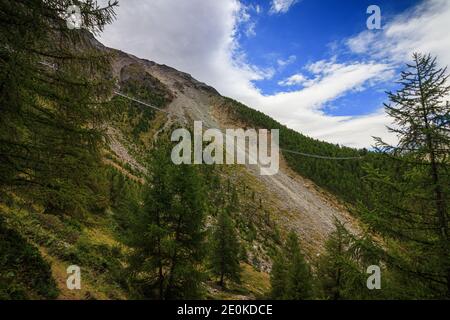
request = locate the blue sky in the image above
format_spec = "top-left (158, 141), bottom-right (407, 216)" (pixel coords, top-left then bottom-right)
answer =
top-left (236, 0), bottom-right (420, 116)
top-left (100, 0), bottom-right (450, 148)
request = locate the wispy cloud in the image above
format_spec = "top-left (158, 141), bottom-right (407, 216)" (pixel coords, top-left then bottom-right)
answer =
top-left (278, 73), bottom-right (309, 86)
top-left (346, 0), bottom-right (450, 67)
top-left (277, 55), bottom-right (296, 67)
top-left (270, 0), bottom-right (300, 14)
top-left (238, 3), bottom-right (261, 38)
top-left (244, 21), bottom-right (256, 37)
top-left (262, 61), bottom-right (395, 145)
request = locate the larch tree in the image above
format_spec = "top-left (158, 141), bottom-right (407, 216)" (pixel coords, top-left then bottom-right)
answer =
top-left (270, 251), bottom-right (288, 299)
top-left (209, 209), bottom-right (241, 288)
top-left (126, 138), bottom-right (207, 300)
top-left (284, 232), bottom-right (313, 300)
top-left (316, 219), bottom-right (384, 299)
top-left (270, 231), bottom-right (313, 299)
top-left (363, 53), bottom-right (450, 298)
top-left (0, 0), bottom-right (118, 215)
top-left (316, 220), bottom-right (349, 300)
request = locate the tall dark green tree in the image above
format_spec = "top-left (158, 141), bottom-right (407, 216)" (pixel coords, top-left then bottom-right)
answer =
top-left (126, 138), bottom-right (207, 300)
top-left (284, 232), bottom-right (313, 299)
top-left (0, 0), bottom-right (117, 215)
top-left (270, 231), bottom-right (313, 299)
top-left (316, 220), bottom-right (351, 300)
top-left (362, 53), bottom-right (450, 298)
top-left (316, 220), bottom-right (384, 300)
top-left (269, 252), bottom-right (288, 299)
top-left (209, 209), bottom-right (241, 287)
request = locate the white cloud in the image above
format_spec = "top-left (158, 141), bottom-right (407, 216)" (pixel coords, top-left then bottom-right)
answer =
top-left (270, 0), bottom-right (300, 14)
top-left (346, 0), bottom-right (450, 68)
top-left (100, 0), bottom-right (267, 96)
top-left (277, 55), bottom-right (296, 67)
top-left (99, 0), bottom-right (450, 148)
top-left (278, 73), bottom-right (308, 86)
top-left (307, 57), bottom-right (340, 75)
top-left (259, 61), bottom-right (395, 147)
top-left (237, 3), bottom-right (260, 38)
top-left (244, 21), bottom-right (256, 37)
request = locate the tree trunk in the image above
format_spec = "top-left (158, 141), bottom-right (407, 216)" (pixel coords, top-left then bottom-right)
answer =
top-left (220, 273), bottom-right (224, 288)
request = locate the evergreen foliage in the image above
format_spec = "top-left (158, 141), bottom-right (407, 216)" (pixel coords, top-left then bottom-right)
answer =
top-left (270, 232), bottom-right (313, 299)
top-left (125, 137), bottom-right (207, 299)
top-left (1, 0), bottom-right (449, 301)
top-left (209, 209), bottom-right (241, 287)
top-left (269, 252), bottom-right (288, 299)
top-left (0, 0), bottom-right (118, 215)
top-left (360, 53), bottom-right (450, 299)
top-left (316, 219), bottom-right (384, 300)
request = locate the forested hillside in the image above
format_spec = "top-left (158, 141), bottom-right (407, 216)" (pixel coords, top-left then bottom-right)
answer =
top-left (1, 0), bottom-right (448, 300)
top-left (219, 73), bottom-right (450, 298)
top-left (219, 97), bottom-right (394, 205)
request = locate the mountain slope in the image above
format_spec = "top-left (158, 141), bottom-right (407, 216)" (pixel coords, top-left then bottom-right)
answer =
top-left (1, 32), bottom-right (365, 300)
top-left (105, 45), bottom-right (362, 257)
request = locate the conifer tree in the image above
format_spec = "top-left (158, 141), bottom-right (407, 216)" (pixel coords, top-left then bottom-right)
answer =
top-left (270, 231), bottom-right (313, 299)
top-left (363, 53), bottom-right (450, 298)
top-left (316, 220), bottom-right (349, 300)
top-left (0, 0), bottom-right (117, 214)
top-left (209, 209), bottom-right (241, 287)
top-left (284, 232), bottom-right (313, 299)
top-left (126, 138), bottom-right (207, 299)
top-left (317, 220), bottom-right (385, 300)
top-left (269, 252), bottom-right (288, 299)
